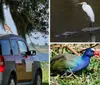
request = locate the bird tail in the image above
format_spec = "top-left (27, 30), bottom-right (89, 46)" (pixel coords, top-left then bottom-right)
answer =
top-left (51, 54), bottom-right (66, 63)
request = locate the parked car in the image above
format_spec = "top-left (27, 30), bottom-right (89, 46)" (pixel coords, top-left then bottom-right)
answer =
top-left (0, 34), bottom-right (42, 85)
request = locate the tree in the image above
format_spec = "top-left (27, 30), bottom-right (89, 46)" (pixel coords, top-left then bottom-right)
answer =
top-left (0, 0), bottom-right (49, 39)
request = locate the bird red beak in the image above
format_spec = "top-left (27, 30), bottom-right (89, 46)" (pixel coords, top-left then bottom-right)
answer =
top-left (94, 51), bottom-right (100, 57)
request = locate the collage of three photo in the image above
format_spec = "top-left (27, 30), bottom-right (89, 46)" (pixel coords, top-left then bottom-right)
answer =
top-left (0, 0), bottom-right (100, 85)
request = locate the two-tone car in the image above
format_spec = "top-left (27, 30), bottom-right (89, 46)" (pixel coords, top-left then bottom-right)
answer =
top-left (0, 34), bottom-right (42, 85)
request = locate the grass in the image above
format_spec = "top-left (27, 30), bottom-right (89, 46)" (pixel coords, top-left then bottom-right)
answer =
top-left (41, 62), bottom-right (49, 85)
top-left (50, 44), bottom-right (100, 85)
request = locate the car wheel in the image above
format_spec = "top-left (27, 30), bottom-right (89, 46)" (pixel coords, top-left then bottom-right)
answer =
top-left (33, 71), bottom-right (42, 85)
top-left (8, 75), bottom-right (16, 85)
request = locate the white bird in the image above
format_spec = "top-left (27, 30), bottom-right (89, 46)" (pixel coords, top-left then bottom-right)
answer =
top-left (77, 2), bottom-right (95, 27)
top-left (77, 2), bottom-right (96, 42)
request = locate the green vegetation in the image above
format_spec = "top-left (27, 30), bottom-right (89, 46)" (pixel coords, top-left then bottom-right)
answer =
top-left (50, 44), bottom-right (100, 85)
top-left (41, 62), bottom-right (49, 85)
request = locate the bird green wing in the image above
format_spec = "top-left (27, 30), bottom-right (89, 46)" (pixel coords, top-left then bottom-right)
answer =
top-left (51, 54), bottom-right (67, 73)
top-left (64, 53), bottom-right (80, 70)
top-left (51, 54), bottom-right (80, 73)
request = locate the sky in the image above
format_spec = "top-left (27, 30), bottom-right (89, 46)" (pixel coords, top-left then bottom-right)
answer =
top-left (0, 4), bottom-right (48, 45)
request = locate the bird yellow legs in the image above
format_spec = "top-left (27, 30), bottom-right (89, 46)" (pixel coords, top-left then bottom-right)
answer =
top-left (61, 69), bottom-right (78, 79)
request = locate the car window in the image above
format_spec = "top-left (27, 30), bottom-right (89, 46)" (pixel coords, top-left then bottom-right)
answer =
top-left (18, 40), bottom-right (28, 56)
top-left (11, 40), bottom-right (19, 55)
top-left (0, 40), bottom-right (11, 55)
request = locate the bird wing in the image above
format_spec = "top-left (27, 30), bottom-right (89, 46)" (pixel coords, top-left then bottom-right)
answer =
top-left (65, 55), bottom-right (81, 70)
top-left (82, 4), bottom-right (95, 22)
top-left (51, 54), bottom-right (68, 72)
top-left (53, 54), bottom-right (81, 70)
top-left (51, 54), bottom-right (83, 73)
top-left (51, 54), bottom-right (67, 63)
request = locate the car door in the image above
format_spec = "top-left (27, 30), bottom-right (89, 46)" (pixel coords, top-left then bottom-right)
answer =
top-left (10, 39), bottom-right (24, 82)
top-left (17, 40), bottom-right (33, 82)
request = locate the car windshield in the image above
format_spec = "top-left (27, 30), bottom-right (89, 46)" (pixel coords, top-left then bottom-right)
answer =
top-left (0, 40), bottom-right (11, 55)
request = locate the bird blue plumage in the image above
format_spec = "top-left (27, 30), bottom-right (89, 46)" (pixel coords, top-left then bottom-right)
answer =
top-left (66, 48), bottom-right (94, 72)
top-left (51, 48), bottom-right (99, 75)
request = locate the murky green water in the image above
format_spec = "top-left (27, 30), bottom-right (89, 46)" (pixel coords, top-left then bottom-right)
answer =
top-left (51, 0), bottom-right (100, 42)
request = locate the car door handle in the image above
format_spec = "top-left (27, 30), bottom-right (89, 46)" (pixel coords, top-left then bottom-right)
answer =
top-left (21, 59), bottom-right (25, 63)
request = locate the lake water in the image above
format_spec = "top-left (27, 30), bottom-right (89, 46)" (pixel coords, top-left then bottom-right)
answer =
top-left (51, 0), bottom-right (100, 42)
top-left (34, 53), bottom-right (49, 62)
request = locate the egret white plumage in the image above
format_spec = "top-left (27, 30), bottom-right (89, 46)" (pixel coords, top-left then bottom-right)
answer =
top-left (77, 2), bottom-right (95, 27)
top-left (77, 2), bottom-right (95, 42)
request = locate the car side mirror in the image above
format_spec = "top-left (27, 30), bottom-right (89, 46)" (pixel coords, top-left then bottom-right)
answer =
top-left (31, 50), bottom-right (36, 56)
top-left (26, 50), bottom-right (36, 56)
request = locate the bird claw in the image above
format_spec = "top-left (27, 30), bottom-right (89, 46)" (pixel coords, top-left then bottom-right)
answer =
top-left (61, 71), bottom-right (78, 79)
top-left (61, 72), bottom-right (67, 77)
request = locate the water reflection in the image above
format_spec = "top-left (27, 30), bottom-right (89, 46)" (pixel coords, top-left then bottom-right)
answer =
top-left (51, 0), bottom-right (100, 42)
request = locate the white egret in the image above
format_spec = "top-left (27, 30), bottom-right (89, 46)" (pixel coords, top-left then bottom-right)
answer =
top-left (77, 2), bottom-right (95, 42)
top-left (77, 2), bottom-right (95, 27)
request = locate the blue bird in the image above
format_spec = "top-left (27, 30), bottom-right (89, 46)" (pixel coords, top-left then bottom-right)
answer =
top-left (51, 48), bottom-right (100, 75)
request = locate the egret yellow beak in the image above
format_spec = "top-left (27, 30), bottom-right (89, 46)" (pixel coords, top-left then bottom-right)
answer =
top-left (75, 3), bottom-right (82, 6)
top-left (77, 3), bottom-right (83, 5)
